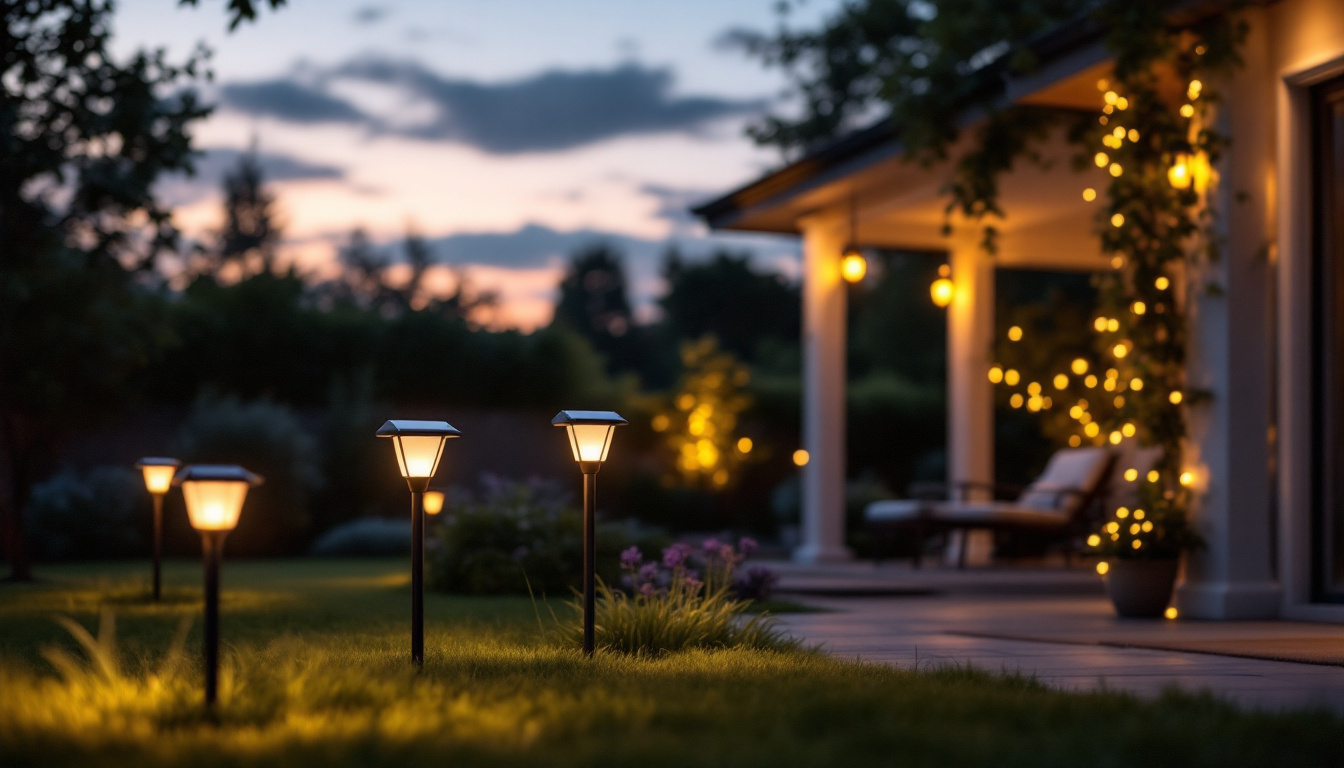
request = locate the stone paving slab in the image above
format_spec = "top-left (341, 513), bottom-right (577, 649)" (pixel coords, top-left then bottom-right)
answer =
top-left (767, 563), bottom-right (1344, 713)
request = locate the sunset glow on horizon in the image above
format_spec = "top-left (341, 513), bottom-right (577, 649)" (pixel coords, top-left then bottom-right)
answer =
top-left (119, 0), bottom-right (823, 329)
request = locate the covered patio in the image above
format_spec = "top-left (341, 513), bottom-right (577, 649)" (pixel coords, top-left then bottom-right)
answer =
top-left (695, 13), bottom-right (1284, 621)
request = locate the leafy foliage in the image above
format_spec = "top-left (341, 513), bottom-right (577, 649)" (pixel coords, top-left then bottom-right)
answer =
top-left (1, 0), bottom-right (209, 578)
top-left (24, 467), bottom-right (144, 560)
top-left (427, 477), bottom-right (655, 596)
top-left (176, 395), bottom-right (321, 556)
top-left (652, 338), bottom-right (754, 488)
top-left (572, 539), bottom-right (791, 655)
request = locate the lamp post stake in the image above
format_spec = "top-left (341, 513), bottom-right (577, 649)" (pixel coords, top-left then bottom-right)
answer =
top-left (411, 487), bottom-right (425, 668)
top-left (551, 411), bottom-right (626, 658)
top-left (152, 493), bottom-right (164, 601)
top-left (202, 530), bottom-right (223, 707)
top-left (582, 469), bottom-right (597, 657)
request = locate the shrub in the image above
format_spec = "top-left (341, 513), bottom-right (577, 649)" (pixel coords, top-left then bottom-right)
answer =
top-left (427, 476), bottom-right (648, 596)
top-left (24, 467), bottom-right (145, 561)
top-left (571, 540), bottom-right (794, 655)
top-left (177, 394), bottom-right (321, 556)
top-left (308, 518), bottom-right (409, 557)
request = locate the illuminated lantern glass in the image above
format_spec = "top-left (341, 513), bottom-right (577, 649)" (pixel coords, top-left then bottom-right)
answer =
top-left (173, 465), bottom-right (263, 532)
top-left (376, 420), bottom-right (461, 479)
top-left (840, 247), bottom-right (867, 283)
top-left (552, 411), bottom-right (627, 464)
top-left (136, 457), bottom-right (180, 495)
top-left (930, 278), bottom-right (954, 307)
top-left (423, 491), bottom-right (445, 515)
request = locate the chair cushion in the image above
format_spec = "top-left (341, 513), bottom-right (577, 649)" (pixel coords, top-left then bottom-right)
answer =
top-left (865, 499), bottom-right (1070, 527)
top-left (864, 499), bottom-right (931, 522)
top-left (1016, 447), bottom-right (1112, 512)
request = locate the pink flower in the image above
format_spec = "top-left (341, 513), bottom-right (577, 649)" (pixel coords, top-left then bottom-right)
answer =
top-left (662, 544), bottom-right (689, 568)
top-left (701, 538), bottom-right (722, 555)
top-left (620, 545), bottom-right (642, 568)
top-left (738, 537), bottom-right (758, 557)
top-left (638, 562), bottom-right (659, 582)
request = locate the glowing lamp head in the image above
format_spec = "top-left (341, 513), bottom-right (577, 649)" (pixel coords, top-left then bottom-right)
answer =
top-left (376, 420), bottom-right (461, 480)
top-left (173, 465), bottom-right (263, 532)
top-left (840, 247), bottom-right (867, 283)
top-left (136, 457), bottom-right (181, 495)
top-left (930, 266), bottom-right (954, 308)
top-left (552, 410), bottom-right (627, 468)
top-left (422, 490), bottom-right (445, 515)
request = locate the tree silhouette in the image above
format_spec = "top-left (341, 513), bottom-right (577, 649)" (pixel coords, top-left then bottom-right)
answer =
top-left (215, 143), bottom-right (280, 278)
top-left (553, 244), bottom-right (634, 370)
top-left (0, 1), bottom-right (209, 579)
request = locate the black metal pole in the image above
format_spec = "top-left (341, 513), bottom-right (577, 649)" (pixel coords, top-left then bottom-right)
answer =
top-left (202, 531), bottom-right (223, 708)
top-left (152, 493), bottom-right (164, 601)
top-left (411, 489), bottom-right (424, 668)
top-left (582, 470), bottom-right (597, 657)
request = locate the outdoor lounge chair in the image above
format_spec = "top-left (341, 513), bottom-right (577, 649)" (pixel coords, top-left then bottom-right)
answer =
top-left (864, 446), bottom-right (1117, 568)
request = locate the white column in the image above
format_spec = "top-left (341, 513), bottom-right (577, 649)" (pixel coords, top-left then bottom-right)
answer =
top-left (794, 212), bottom-right (852, 563)
top-left (1176, 9), bottom-right (1281, 619)
top-left (946, 241), bottom-right (996, 565)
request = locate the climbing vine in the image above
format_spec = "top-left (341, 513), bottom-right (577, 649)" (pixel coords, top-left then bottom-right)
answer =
top-left (745, 0), bottom-right (1249, 557)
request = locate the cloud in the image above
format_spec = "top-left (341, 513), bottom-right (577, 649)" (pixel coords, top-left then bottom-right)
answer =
top-left (219, 59), bottom-right (764, 154)
top-left (352, 6), bottom-right (388, 24)
top-left (219, 80), bottom-right (366, 124)
top-left (156, 147), bottom-right (345, 206)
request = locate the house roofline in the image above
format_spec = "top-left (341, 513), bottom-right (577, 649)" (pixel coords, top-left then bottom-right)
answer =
top-left (693, 0), bottom-right (1260, 232)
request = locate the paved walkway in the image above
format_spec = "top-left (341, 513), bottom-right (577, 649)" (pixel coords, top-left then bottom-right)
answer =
top-left (769, 562), bottom-right (1344, 713)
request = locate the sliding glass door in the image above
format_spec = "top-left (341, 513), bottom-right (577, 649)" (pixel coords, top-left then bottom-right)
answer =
top-left (1313, 75), bottom-right (1344, 602)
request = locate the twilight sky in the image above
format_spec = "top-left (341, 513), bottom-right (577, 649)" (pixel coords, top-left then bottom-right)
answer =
top-left (115, 0), bottom-right (840, 329)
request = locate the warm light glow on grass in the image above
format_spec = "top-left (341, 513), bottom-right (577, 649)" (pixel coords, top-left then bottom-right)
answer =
top-left (1094, 152), bottom-right (1109, 167)
top-left (1004, 369), bottom-right (1020, 386)
top-left (737, 437), bottom-right (753, 454)
top-left (1007, 325), bottom-right (1023, 341)
top-left (1071, 358), bottom-right (1089, 375)
top-left (1096, 561), bottom-right (1109, 575)
top-left (1180, 471), bottom-right (1195, 487)
top-left (1124, 468), bottom-right (1138, 482)
top-left (1165, 607), bottom-right (1179, 619)
top-left (1053, 374), bottom-right (1069, 390)
top-left (988, 366), bottom-right (1004, 384)
top-left (1169, 391), bottom-right (1184, 404)
top-left (1083, 187), bottom-right (1097, 201)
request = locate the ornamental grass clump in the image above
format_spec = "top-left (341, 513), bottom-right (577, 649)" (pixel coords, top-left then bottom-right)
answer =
top-left (575, 539), bottom-right (795, 655)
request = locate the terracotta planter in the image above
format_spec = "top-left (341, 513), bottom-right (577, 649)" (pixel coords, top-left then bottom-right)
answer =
top-left (1105, 558), bottom-right (1179, 618)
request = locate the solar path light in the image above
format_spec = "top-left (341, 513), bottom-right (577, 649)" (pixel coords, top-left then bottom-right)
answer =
top-left (173, 464), bottom-right (262, 708)
top-left (376, 419), bottom-right (461, 668)
top-left (135, 457), bottom-right (180, 600)
top-left (551, 410), bottom-right (627, 656)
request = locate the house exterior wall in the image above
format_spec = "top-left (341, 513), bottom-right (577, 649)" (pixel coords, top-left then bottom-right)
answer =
top-left (1267, 0), bottom-right (1344, 621)
top-left (1176, 6), bottom-right (1282, 619)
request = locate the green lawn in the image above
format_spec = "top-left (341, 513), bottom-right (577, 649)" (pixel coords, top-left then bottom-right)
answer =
top-left (0, 559), bottom-right (1339, 768)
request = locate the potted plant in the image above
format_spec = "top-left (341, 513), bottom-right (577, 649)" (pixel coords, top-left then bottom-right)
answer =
top-left (1090, 491), bottom-right (1203, 618)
